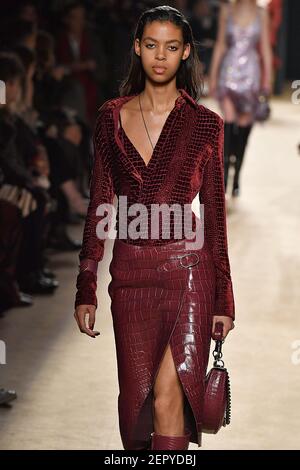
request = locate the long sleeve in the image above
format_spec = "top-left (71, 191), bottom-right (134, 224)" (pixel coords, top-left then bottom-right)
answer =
top-left (74, 106), bottom-right (115, 308)
top-left (199, 116), bottom-right (235, 320)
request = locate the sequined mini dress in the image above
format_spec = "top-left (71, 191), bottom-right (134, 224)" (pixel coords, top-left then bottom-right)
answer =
top-left (216, 5), bottom-right (262, 119)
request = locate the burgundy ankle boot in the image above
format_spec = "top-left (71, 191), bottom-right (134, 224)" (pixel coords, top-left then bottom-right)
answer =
top-left (150, 429), bottom-right (191, 450)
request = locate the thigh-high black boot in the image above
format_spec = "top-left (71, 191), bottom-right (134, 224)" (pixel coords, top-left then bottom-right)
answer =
top-left (232, 124), bottom-right (253, 196)
top-left (224, 122), bottom-right (236, 191)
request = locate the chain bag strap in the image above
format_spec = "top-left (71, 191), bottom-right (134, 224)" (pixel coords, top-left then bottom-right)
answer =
top-left (202, 321), bottom-right (232, 434)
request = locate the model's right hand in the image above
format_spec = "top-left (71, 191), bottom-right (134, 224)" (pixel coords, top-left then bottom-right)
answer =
top-left (74, 305), bottom-right (100, 338)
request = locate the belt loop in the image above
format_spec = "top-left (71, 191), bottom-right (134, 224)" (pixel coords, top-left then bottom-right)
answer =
top-left (179, 252), bottom-right (200, 268)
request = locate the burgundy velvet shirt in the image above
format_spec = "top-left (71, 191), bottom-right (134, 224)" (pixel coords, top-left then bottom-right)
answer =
top-left (75, 88), bottom-right (235, 320)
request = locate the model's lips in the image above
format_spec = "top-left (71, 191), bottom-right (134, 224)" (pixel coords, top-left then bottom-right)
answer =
top-left (152, 66), bottom-right (167, 74)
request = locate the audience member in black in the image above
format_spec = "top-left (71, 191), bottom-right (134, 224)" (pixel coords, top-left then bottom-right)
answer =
top-left (7, 19), bottom-right (37, 51)
top-left (34, 31), bottom-right (66, 115)
top-left (34, 30), bottom-right (86, 123)
top-left (0, 200), bottom-right (33, 314)
top-left (43, 109), bottom-right (87, 251)
top-left (188, 0), bottom-right (217, 77)
top-left (0, 52), bottom-right (34, 311)
top-left (56, 1), bottom-right (98, 125)
top-left (17, 1), bottom-right (39, 26)
top-left (13, 45), bottom-right (38, 128)
top-left (0, 54), bottom-right (33, 190)
top-left (0, 52), bottom-right (58, 301)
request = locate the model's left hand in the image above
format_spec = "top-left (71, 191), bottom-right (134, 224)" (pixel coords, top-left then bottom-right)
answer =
top-left (212, 315), bottom-right (235, 340)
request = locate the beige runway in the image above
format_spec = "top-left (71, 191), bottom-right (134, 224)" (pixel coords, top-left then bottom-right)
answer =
top-left (0, 94), bottom-right (299, 450)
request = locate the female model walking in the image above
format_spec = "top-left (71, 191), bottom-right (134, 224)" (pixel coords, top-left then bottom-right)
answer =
top-left (209, 0), bottom-right (272, 196)
top-left (74, 6), bottom-right (235, 451)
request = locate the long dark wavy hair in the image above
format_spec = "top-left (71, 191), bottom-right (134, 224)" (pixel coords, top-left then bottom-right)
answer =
top-left (119, 5), bottom-right (204, 101)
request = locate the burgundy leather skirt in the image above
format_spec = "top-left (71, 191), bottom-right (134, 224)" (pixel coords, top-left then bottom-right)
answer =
top-left (108, 237), bottom-right (216, 450)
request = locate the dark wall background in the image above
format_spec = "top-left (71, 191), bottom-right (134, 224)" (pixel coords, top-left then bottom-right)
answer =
top-left (286, 0), bottom-right (300, 80)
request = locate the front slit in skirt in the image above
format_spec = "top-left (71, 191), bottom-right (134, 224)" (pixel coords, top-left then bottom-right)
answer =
top-left (107, 237), bottom-right (216, 450)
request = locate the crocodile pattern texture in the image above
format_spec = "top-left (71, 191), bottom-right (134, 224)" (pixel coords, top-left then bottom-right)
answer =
top-left (74, 87), bottom-right (235, 320)
top-left (202, 367), bottom-right (228, 434)
top-left (107, 237), bottom-right (216, 449)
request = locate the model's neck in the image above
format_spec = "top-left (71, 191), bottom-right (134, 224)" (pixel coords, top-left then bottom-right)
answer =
top-left (140, 84), bottom-right (181, 113)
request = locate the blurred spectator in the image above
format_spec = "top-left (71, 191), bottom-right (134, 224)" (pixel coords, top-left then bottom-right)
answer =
top-left (10, 19), bottom-right (37, 51)
top-left (0, 199), bottom-right (33, 313)
top-left (188, 0), bottom-right (218, 77)
top-left (13, 45), bottom-right (38, 124)
top-left (0, 52), bottom-right (58, 308)
top-left (18, 1), bottom-right (39, 26)
top-left (0, 52), bottom-right (34, 311)
top-left (34, 30), bottom-right (86, 120)
top-left (43, 108), bottom-right (87, 251)
top-left (45, 109), bottom-right (87, 214)
top-left (56, 1), bottom-right (98, 125)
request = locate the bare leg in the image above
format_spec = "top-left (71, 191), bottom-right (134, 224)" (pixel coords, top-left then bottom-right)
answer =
top-left (237, 112), bottom-right (253, 127)
top-left (152, 343), bottom-right (185, 435)
top-left (220, 96), bottom-right (237, 123)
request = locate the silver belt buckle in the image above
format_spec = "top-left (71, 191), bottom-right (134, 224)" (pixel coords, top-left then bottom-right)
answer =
top-left (179, 252), bottom-right (200, 268)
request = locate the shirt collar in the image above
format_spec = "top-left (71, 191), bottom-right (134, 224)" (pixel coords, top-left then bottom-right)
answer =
top-left (109, 87), bottom-right (198, 110)
top-left (109, 87), bottom-right (198, 185)
top-left (176, 88), bottom-right (199, 109)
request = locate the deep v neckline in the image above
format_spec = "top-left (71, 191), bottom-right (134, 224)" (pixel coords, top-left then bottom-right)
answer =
top-left (118, 91), bottom-right (183, 171)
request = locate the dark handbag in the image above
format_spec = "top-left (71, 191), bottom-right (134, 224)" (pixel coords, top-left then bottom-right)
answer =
top-left (255, 89), bottom-right (271, 122)
top-left (202, 322), bottom-right (231, 434)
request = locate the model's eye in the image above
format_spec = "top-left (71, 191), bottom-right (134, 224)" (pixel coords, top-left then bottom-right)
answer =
top-left (145, 44), bottom-right (178, 51)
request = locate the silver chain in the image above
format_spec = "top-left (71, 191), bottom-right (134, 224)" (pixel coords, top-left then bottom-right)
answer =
top-left (138, 92), bottom-right (154, 150)
top-left (138, 91), bottom-right (181, 152)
